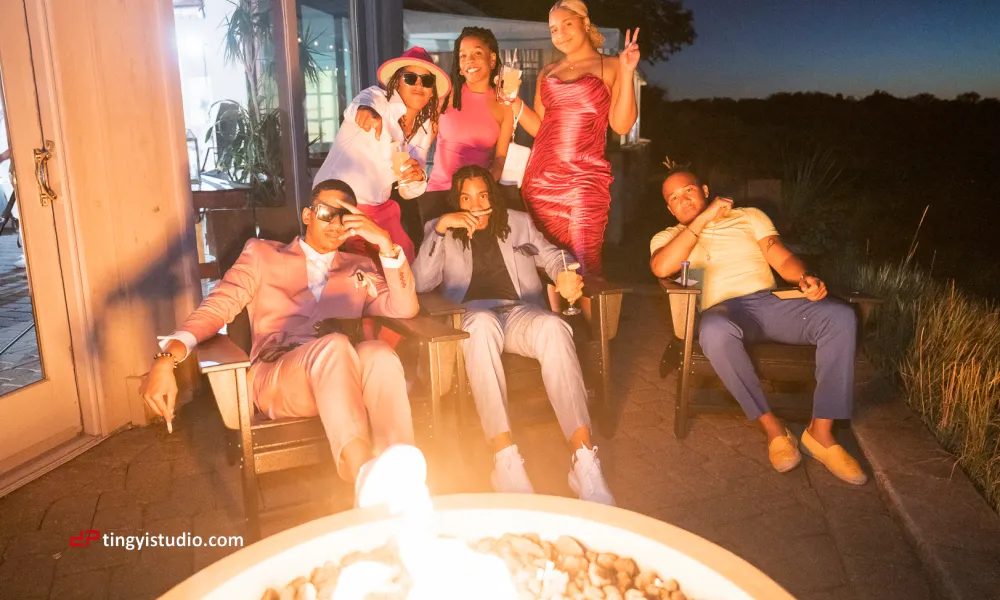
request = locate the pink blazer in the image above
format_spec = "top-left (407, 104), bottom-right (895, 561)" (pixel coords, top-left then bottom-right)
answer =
top-left (179, 237), bottom-right (419, 364)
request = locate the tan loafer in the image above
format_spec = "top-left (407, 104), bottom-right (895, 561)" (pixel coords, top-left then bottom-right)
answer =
top-left (801, 429), bottom-right (868, 485)
top-left (768, 429), bottom-right (802, 473)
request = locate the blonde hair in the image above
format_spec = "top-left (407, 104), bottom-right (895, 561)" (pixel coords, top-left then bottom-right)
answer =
top-left (549, 0), bottom-right (604, 49)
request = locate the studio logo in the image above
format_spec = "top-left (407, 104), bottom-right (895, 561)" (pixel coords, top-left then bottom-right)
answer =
top-left (69, 529), bottom-right (101, 547)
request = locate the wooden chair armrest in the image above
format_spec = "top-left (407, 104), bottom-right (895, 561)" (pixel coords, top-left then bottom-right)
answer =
top-left (659, 278), bottom-right (702, 295)
top-left (828, 288), bottom-right (885, 330)
top-left (829, 288), bottom-right (886, 305)
top-left (659, 278), bottom-right (700, 340)
top-left (198, 261), bottom-right (221, 280)
top-left (379, 315), bottom-right (469, 343)
top-left (197, 334), bottom-right (250, 373)
top-left (418, 291), bottom-right (466, 317)
top-left (581, 278), bottom-right (631, 298)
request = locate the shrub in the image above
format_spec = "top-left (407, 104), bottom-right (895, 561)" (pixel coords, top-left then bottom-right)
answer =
top-left (829, 259), bottom-right (1000, 511)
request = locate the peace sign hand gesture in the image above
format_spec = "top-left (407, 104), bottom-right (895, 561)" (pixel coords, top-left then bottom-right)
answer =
top-left (619, 28), bottom-right (641, 74)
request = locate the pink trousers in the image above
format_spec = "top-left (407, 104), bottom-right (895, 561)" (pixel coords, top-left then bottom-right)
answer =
top-left (251, 335), bottom-right (414, 478)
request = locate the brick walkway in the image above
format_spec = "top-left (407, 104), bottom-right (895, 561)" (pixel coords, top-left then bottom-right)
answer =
top-left (0, 291), bottom-right (934, 600)
top-left (0, 231), bottom-right (41, 394)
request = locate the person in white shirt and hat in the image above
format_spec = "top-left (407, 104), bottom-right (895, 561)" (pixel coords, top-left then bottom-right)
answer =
top-left (314, 47), bottom-right (451, 263)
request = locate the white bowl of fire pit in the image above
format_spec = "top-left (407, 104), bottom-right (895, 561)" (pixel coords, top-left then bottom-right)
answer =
top-left (161, 494), bottom-right (795, 600)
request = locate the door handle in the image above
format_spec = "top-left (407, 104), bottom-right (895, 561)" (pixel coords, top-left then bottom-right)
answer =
top-left (33, 140), bottom-right (57, 206)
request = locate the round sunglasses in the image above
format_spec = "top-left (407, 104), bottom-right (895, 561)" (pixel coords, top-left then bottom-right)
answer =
top-left (400, 71), bottom-right (436, 89)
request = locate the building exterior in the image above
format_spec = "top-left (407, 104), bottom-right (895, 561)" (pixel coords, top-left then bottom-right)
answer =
top-left (0, 0), bottom-right (402, 495)
top-left (0, 0), bottom-right (645, 493)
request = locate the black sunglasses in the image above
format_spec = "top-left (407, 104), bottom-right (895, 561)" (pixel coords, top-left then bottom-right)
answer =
top-left (310, 203), bottom-right (349, 223)
top-left (400, 71), bottom-right (436, 89)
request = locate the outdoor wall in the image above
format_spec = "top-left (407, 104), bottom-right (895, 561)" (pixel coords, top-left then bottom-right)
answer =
top-left (31, 0), bottom-right (200, 432)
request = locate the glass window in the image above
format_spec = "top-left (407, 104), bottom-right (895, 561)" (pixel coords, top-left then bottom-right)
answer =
top-left (172, 0), bottom-right (357, 206)
top-left (174, 0), bottom-right (293, 208)
top-left (299, 0), bottom-right (354, 155)
top-left (173, 0), bottom-right (248, 179)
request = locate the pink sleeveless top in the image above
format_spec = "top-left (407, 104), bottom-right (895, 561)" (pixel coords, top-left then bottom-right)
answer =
top-left (427, 85), bottom-right (500, 192)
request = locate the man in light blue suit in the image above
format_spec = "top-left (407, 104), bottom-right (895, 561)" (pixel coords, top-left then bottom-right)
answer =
top-left (413, 165), bottom-right (614, 505)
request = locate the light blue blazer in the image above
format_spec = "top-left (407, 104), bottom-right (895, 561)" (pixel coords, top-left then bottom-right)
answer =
top-left (412, 210), bottom-right (576, 308)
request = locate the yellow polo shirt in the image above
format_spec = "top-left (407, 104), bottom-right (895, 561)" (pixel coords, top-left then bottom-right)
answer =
top-left (650, 207), bottom-right (778, 310)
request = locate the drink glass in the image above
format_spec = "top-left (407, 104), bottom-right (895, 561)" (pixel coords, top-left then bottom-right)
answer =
top-left (558, 264), bottom-right (582, 316)
top-left (391, 141), bottom-right (409, 180)
top-left (498, 50), bottom-right (521, 104)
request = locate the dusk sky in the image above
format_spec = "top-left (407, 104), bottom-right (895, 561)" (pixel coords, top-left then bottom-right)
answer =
top-left (647, 0), bottom-right (1000, 100)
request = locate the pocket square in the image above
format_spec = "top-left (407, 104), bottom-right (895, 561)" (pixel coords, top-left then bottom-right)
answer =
top-left (349, 269), bottom-right (379, 298)
top-left (513, 243), bottom-right (539, 257)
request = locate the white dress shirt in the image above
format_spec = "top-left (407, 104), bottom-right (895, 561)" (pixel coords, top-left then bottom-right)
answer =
top-left (158, 238), bottom-right (406, 362)
top-left (312, 86), bottom-right (432, 206)
top-left (299, 238), bottom-right (338, 302)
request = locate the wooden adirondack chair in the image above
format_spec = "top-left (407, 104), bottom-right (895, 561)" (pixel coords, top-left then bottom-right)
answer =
top-left (414, 189), bottom-right (629, 436)
top-left (196, 310), bottom-right (467, 541)
top-left (659, 279), bottom-right (884, 438)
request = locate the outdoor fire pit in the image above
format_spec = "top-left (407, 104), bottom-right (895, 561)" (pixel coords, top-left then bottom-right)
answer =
top-left (162, 494), bottom-right (794, 600)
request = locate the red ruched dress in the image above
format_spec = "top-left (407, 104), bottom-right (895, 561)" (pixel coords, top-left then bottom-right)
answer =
top-left (521, 73), bottom-right (613, 277)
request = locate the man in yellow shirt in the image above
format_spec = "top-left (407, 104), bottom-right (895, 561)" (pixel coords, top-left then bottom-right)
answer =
top-left (650, 166), bottom-right (866, 486)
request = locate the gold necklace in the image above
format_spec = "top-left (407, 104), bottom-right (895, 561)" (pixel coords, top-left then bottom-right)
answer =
top-left (564, 55), bottom-right (587, 70)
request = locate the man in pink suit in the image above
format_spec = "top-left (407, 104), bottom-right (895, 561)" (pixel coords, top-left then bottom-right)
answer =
top-left (139, 179), bottom-right (420, 494)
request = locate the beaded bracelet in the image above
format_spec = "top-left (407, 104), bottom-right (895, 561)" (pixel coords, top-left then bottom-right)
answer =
top-left (153, 352), bottom-right (179, 369)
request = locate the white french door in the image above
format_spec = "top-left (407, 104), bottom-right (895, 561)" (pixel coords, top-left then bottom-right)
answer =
top-left (0, 0), bottom-right (83, 482)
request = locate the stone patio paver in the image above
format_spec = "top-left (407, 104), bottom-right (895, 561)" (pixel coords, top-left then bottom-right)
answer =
top-left (0, 232), bottom-right (41, 391)
top-left (0, 292), bottom-right (937, 600)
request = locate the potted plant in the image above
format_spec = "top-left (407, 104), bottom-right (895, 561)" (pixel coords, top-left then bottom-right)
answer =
top-left (201, 0), bottom-right (323, 268)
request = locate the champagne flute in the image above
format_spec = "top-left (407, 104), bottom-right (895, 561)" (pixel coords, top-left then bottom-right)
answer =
top-left (559, 252), bottom-right (582, 316)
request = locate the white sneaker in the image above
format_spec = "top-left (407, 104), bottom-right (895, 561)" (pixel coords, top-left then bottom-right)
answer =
top-left (490, 444), bottom-right (535, 494)
top-left (569, 446), bottom-right (616, 506)
top-left (354, 444), bottom-right (429, 513)
top-left (13, 255), bottom-right (25, 269)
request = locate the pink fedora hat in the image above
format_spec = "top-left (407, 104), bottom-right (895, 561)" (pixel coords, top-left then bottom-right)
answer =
top-left (377, 46), bottom-right (451, 98)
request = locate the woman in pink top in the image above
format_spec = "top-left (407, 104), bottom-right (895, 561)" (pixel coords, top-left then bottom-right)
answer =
top-left (425, 28), bottom-right (515, 196)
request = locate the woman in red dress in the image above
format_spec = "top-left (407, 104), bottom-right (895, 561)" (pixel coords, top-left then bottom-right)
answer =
top-left (509, 0), bottom-right (641, 278)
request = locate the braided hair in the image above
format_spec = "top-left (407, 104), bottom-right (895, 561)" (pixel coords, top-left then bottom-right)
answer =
top-left (445, 27), bottom-right (500, 113)
top-left (385, 69), bottom-right (441, 141)
top-left (447, 165), bottom-right (511, 250)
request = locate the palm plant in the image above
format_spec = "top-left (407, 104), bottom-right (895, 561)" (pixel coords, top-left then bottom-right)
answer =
top-left (206, 0), bottom-right (324, 205)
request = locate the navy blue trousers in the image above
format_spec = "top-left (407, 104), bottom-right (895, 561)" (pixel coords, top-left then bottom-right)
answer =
top-left (698, 291), bottom-right (857, 420)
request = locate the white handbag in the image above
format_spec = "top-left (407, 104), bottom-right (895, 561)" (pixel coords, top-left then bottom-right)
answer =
top-left (499, 101), bottom-right (530, 187)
